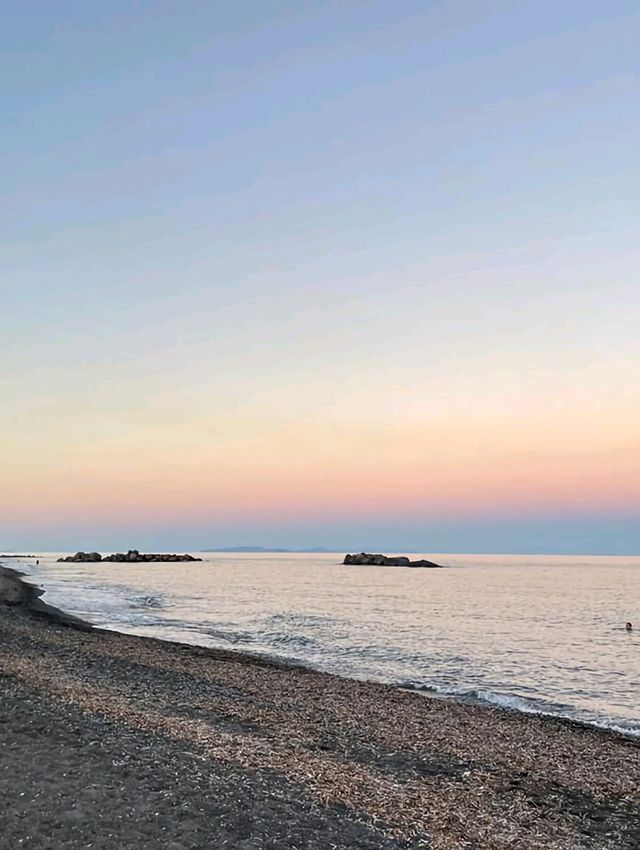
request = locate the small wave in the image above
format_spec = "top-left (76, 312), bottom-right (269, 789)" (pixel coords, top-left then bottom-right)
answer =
top-left (129, 594), bottom-right (164, 610)
top-left (199, 626), bottom-right (256, 645)
top-left (398, 681), bottom-right (640, 739)
top-left (265, 631), bottom-right (323, 650)
top-left (591, 721), bottom-right (640, 739)
top-left (265, 612), bottom-right (340, 627)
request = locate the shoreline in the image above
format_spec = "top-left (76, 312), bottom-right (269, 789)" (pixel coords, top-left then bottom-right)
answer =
top-left (0, 564), bottom-right (94, 628)
top-left (12, 564), bottom-right (639, 742)
top-left (7, 564), bottom-right (639, 742)
top-left (1, 564), bottom-right (639, 849)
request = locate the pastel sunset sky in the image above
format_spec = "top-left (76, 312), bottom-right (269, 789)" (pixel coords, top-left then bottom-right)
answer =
top-left (3, 1), bottom-right (639, 553)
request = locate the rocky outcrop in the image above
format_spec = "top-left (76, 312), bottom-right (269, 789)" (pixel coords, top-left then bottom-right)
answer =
top-left (57, 552), bottom-right (102, 562)
top-left (57, 550), bottom-right (201, 563)
top-left (343, 552), bottom-right (442, 568)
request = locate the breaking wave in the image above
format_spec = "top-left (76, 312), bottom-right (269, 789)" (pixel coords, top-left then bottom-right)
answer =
top-left (397, 681), bottom-right (640, 739)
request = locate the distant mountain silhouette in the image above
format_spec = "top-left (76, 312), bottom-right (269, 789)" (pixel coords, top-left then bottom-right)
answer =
top-left (201, 546), bottom-right (332, 553)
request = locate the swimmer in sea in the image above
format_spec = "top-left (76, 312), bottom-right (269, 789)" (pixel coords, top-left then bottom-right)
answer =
top-left (625, 622), bottom-right (633, 632)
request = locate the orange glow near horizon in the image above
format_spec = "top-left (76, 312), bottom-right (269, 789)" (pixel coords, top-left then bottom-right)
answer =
top-left (3, 387), bottom-right (639, 527)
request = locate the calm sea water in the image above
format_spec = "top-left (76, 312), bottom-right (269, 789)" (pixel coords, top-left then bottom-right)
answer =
top-left (15, 552), bottom-right (640, 737)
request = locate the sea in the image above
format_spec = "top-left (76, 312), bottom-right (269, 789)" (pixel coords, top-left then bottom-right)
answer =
top-left (11, 552), bottom-right (640, 738)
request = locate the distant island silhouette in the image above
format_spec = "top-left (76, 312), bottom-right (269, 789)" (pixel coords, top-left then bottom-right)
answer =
top-left (200, 546), bottom-right (436, 554)
top-left (201, 546), bottom-right (332, 553)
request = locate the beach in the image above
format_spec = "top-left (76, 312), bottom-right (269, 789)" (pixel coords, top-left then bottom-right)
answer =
top-left (1, 567), bottom-right (638, 849)
top-left (23, 552), bottom-right (640, 734)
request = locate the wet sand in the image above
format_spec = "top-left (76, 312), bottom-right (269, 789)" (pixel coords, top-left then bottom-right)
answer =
top-left (1, 566), bottom-right (638, 849)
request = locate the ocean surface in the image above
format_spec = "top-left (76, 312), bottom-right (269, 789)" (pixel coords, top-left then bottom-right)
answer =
top-left (13, 552), bottom-right (640, 737)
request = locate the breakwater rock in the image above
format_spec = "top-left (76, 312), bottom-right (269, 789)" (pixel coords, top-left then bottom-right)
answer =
top-left (0, 554), bottom-right (36, 559)
top-left (344, 552), bottom-right (442, 568)
top-left (57, 550), bottom-right (202, 563)
top-left (58, 552), bottom-right (103, 562)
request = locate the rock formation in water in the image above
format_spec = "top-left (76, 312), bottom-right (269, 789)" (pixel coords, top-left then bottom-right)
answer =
top-left (57, 550), bottom-right (201, 563)
top-left (343, 552), bottom-right (442, 568)
top-left (57, 552), bottom-right (102, 562)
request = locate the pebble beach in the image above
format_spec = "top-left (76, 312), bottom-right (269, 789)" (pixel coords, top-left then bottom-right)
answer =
top-left (1, 566), bottom-right (639, 850)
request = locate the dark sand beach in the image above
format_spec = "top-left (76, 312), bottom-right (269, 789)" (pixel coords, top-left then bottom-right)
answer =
top-left (1, 566), bottom-right (638, 850)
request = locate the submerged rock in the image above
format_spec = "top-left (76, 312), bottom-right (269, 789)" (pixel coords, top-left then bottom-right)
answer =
top-left (343, 552), bottom-right (442, 568)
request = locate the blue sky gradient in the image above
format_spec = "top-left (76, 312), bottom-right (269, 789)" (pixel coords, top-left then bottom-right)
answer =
top-left (2, 2), bottom-right (639, 552)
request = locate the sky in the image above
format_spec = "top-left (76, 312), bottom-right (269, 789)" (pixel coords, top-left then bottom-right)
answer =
top-left (2, 0), bottom-right (639, 554)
